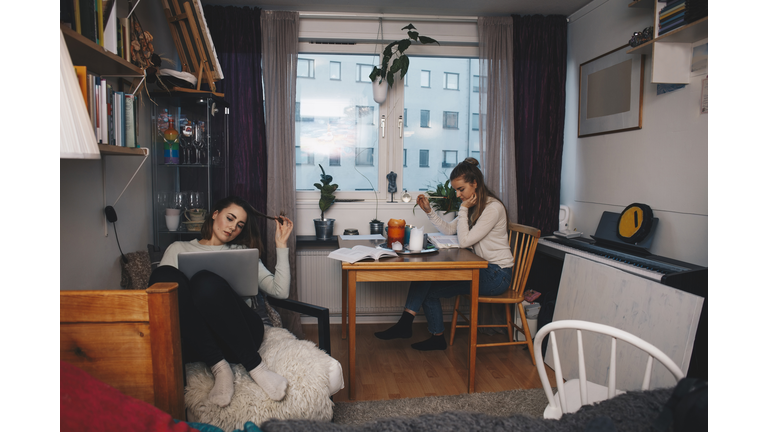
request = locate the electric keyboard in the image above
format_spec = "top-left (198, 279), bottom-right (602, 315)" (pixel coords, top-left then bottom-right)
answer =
top-left (538, 238), bottom-right (697, 283)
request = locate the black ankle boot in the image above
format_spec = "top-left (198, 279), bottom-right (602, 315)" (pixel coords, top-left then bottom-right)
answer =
top-left (411, 334), bottom-right (447, 351)
top-left (374, 311), bottom-right (414, 340)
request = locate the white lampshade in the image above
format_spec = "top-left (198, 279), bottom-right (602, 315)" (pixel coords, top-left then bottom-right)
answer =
top-left (60, 29), bottom-right (100, 159)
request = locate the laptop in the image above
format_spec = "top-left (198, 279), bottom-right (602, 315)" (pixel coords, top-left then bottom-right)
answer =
top-left (177, 248), bottom-right (260, 296)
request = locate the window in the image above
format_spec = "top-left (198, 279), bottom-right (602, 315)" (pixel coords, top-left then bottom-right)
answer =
top-left (403, 149), bottom-right (407, 167)
top-left (444, 72), bottom-right (459, 90)
top-left (472, 75), bottom-right (480, 92)
top-left (329, 148), bottom-right (341, 166)
top-left (356, 106), bottom-right (375, 125)
top-left (472, 113), bottom-right (479, 130)
top-left (403, 108), bottom-right (408, 127)
top-left (355, 148), bottom-right (374, 166)
top-left (443, 150), bottom-right (458, 168)
top-left (420, 110), bottom-right (430, 128)
top-left (297, 58), bottom-right (315, 78)
top-left (330, 61), bottom-right (341, 80)
top-left (443, 111), bottom-right (459, 129)
top-left (296, 146), bottom-right (314, 165)
top-left (419, 150), bottom-right (429, 167)
top-left (356, 64), bottom-right (373, 82)
top-left (421, 70), bottom-right (431, 88)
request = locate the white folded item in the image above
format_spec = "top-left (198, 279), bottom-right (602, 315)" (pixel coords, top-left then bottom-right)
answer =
top-left (157, 68), bottom-right (198, 87)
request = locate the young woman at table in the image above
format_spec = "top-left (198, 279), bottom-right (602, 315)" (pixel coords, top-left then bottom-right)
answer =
top-left (148, 196), bottom-right (294, 406)
top-left (375, 158), bottom-right (514, 351)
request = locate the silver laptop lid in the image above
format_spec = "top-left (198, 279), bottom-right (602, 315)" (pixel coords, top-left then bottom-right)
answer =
top-left (177, 248), bottom-right (260, 296)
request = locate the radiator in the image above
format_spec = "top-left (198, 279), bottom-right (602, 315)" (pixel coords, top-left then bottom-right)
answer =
top-left (296, 248), bottom-right (455, 316)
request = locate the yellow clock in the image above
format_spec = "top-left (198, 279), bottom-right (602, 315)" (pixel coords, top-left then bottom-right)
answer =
top-left (617, 203), bottom-right (653, 244)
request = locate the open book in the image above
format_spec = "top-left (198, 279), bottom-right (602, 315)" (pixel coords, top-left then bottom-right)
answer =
top-left (327, 245), bottom-right (398, 263)
top-left (427, 233), bottom-right (461, 249)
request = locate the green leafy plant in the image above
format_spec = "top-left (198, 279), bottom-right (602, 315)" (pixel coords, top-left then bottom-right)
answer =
top-left (369, 24), bottom-right (440, 88)
top-left (314, 164), bottom-right (338, 220)
top-left (414, 179), bottom-right (461, 215)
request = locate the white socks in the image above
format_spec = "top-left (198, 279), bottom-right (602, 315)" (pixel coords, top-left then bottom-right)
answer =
top-left (208, 359), bottom-right (235, 407)
top-left (249, 362), bottom-right (288, 401)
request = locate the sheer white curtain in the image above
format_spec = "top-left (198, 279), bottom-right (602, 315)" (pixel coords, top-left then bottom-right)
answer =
top-left (261, 11), bottom-right (302, 336)
top-left (478, 17), bottom-right (517, 224)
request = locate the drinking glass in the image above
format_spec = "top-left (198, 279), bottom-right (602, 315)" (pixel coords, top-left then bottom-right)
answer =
top-left (193, 122), bottom-right (205, 164)
top-left (189, 191), bottom-right (203, 210)
top-left (181, 124), bottom-right (194, 164)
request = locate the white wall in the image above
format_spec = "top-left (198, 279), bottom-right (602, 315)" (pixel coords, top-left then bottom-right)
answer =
top-left (60, 0), bottom-right (177, 290)
top-left (562, 0), bottom-right (708, 266)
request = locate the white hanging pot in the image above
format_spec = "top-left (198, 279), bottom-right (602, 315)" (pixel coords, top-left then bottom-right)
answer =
top-left (372, 79), bottom-right (388, 104)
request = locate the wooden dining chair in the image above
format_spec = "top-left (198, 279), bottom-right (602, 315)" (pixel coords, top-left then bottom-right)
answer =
top-left (449, 222), bottom-right (541, 393)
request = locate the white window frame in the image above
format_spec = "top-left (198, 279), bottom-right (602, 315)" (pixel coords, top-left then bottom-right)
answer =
top-left (297, 58), bottom-right (315, 78)
top-left (295, 18), bottom-right (479, 204)
top-left (444, 72), bottom-right (460, 90)
top-left (330, 61), bottom-right (341, 80)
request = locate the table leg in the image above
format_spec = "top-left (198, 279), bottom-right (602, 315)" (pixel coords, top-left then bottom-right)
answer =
top-left (341, 268), bottom-right (348, 340)
top-left (469, 268), bottom-right (479, 393)
top-left (348, 270), bottom-right (357, 400)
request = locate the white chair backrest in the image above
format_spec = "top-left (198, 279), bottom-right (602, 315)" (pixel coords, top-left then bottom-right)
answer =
top-left (534, 320), bottom-right (684, 418)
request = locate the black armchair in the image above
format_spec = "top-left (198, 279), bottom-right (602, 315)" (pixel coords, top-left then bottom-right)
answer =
top-left (266, 296), bottom-right (331, 355)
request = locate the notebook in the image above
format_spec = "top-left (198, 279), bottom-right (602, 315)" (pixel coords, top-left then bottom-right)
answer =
top-left (177, 248), bottom-right (260, 296)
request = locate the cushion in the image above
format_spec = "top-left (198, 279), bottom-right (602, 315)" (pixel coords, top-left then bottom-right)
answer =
top-left (184, 327), bottom-right (339, 430)
top-left (60, 360), bottom-right (199, 432)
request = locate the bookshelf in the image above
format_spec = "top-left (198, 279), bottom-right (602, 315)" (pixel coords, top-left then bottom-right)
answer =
top-left (626, 1), bottom-right (707, 84)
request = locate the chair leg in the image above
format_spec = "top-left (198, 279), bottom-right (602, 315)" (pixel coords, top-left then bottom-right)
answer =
top-left (505, 304), bottom-right (514, 343)
top-left (518, 302), bottom-right (535, 366)
top-left (449, 296), bottom-right (461, 346)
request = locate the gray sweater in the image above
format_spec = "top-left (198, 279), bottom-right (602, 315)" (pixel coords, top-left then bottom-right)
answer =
top-left (159, 239), bottom-right (291, 299)
top-left (427, 198), bottom-right (514, 269)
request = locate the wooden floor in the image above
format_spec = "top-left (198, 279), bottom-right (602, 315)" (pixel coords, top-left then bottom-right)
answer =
top-left (303, 322), bottom-right (557, 402)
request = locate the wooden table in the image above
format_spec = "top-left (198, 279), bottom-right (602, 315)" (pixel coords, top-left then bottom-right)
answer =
top-left (338, 237), bottom-right (488, 399)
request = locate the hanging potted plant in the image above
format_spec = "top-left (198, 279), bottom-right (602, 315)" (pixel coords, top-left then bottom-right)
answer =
top-left (314, 164), bottom-right (338, 240)
top-left (369, 24), bottom-right (439, 103)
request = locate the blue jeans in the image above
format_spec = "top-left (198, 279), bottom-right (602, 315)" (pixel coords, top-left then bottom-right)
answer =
top-left (404, 264), bottom-right (513, 335)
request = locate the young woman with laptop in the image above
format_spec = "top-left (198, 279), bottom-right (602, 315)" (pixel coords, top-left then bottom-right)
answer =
top-left (374, 158), bottom-right (514, 351)
top-left (148, 196), bottom-right (294, 407)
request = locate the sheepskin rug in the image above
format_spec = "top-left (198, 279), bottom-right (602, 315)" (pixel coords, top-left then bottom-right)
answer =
top-left (185, 327), bottom-right (335, 431)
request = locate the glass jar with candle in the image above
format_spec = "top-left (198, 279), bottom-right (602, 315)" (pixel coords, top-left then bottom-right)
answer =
top-left (386, 219), bottom-right (406, 249)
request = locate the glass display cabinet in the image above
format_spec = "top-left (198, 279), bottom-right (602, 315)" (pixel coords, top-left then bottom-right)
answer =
top-left (151, 92), bottom-right (229, 250)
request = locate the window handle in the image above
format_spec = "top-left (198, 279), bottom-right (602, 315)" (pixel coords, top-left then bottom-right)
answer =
top-left (380, 115), bottom-right (386, 138)
top-left (398, 115), bottom-right (403, 138)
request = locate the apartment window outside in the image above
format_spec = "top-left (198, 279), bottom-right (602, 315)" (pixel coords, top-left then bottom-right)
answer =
top-left (355, 148), bottom-right (374, 166)
top-left (444, 72), bottom-right (459, 90)
top-left (420, 110), bottom-right (430, 128)
top-left (403, 108), bottom-right (408, 127)
top-left (443, 111), bottom-right (459, 129)
top-left (330, 61), bottom-right (341, 80)
top-left (472, 113), bottom-right (479, 130)
top-left (297, 58), bottom-right (315, 78)
top-left (421, 70), bottom-right (431, 88)
top-left (356, 64), bottom-right (373, 82)
top-left (472, 75), bottom-right (479, 92)
top-left (419, 149), bottom-right (429, 167)
top-left (403, 149), bottom-right (408, 167)
top-left (443, 150), bottom-right (458, 168)
top-left (329, 149), bottom-right (341, 166)
top-left (296, 146), bottom-right (314, 165)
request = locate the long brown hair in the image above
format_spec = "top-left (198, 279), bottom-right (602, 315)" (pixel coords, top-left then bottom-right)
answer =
top-left (449, 158), bottom-right (508, 228)
top-left (200, 196), bottom-right (264, 251)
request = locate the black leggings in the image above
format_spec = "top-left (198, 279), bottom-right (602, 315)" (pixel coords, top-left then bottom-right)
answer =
top-left (148, 266), bottom-right (265, 371)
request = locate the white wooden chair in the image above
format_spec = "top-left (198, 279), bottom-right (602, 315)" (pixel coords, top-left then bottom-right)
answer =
top-left (533, 320), bottom-right (685, 419)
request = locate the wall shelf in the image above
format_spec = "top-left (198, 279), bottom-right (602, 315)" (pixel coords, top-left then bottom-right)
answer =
top-left (99, 145), bottom-right (148, 156)
top-left (61, 23), bottom-right (143, 77)
top-left (627, 17), bottom-right (708, 56)
top-left (628, 0), bottom-right (654, 9)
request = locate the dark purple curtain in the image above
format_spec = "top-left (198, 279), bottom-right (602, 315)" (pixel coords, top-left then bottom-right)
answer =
top-left (512, 15), bottom-right (567, 235)
top-left (204, 5), bottom-right (269, 247)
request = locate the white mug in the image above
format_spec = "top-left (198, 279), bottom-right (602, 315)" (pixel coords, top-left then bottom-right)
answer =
top-left (165, 214), bottom-right (181, 231)
top-left (166, 208), bottom-right (181, 216)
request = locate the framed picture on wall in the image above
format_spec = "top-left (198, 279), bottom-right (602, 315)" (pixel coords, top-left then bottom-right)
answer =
top-left (578, 45), bottom-right (644, 138)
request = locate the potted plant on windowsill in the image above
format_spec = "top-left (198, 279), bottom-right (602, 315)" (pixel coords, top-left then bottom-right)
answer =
top-left (314, 164), bottom-right (338, 240)
top-left (356, 165), bottom-right (384, 234)
top-left (369, 24), bottom-right (439, 103)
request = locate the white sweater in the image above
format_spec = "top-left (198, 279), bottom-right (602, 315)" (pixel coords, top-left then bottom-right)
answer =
top-left (159, 239), bottom-right (291, 299)
top-left (427, 199), bottom-right (514, 269)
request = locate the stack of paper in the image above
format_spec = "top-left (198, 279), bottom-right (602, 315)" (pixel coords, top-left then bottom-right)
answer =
top-left (427, 233), bottom-right (460, 248)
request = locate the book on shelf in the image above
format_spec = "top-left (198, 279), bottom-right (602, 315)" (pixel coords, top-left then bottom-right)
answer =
top-left (124, 93), bottom-right (137, 148)
top-left (73, 66), bottom-right (88, 110)
top-left (427, 233), bottom-right (461, 249)
top-left (327, 245), bottom-right (397, 263)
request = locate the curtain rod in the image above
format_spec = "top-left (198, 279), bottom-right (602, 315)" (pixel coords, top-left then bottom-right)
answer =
top-left (297, 11), bottom-right (478, 22)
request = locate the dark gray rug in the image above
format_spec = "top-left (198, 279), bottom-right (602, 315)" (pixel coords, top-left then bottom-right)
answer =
top-left (260, 387), bottom-right (674, 432)
top-left (331, 388), bottom-right (550, 425)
